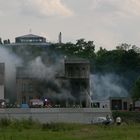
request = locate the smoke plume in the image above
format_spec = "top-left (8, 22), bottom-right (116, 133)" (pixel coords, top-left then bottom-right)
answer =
top-left (24, 55), bottom-right (73, 101)
top-left (0, 45), bottom-right (22, 101)
top-left (0, 44), bottom-right (130, 104)
top-left (90, 73), bottom-right (128, 100)
top-left (26, 56), bottom-right (63, 81)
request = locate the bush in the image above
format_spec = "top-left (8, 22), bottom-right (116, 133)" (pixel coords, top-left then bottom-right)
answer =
top-left (0, 117), bottom-right (41, 130)
top-left (112, 111), bottom-right (140, 123)
top-left (19, 117), bottom-right (41, 129)
top-left (42, 123), bottom-right (74, 132)
top-left (0, 118), bottom-right (11, 128)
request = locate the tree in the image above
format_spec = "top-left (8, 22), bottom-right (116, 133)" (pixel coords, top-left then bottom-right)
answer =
top-left (96, 47), bottom-right (107, 57)
top-left (132, 45), bottom-right (140, 53)
top-left (75, 39), bottom-right (95, 58)
top-left (116, 43), bottom-right (131, 51)
top-left (0, 38), bottom-right (2, 44)
top-left (131, 77), bottom-right (140, 101)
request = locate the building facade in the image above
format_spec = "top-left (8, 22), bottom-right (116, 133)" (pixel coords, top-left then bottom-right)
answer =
top-left (16, 67), bottom-right (39, 105)
top-left (16, 58), bottom-right (91, 108)
top-left (109, 97), bottom-right (132, 110)
top-left (4, 34), bottom-right (50, 47)
top-left (65, 58), bottom-right (91, 107)
top-left (15, 34), bottom-right (46, 43)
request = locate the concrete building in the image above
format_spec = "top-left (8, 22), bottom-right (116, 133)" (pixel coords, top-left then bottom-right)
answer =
top-left (91, 100), bottom-right (110, 109)
top-left (16, 58), bottom-right (91, 108)
top-left (16, 67), bottom-right (39, 105)
top-left (65, 58), bottom-right (91, 107)
top-left (15, 34), bottom-right (46, 43)
top-left (109, 97), bottom-right (132, 111)
top-left (0, 63), bottom-right (5, 100)
top-left (134, 100), bottom-right (140, 111)
top-left (5, 34), bottom-right (50, 47)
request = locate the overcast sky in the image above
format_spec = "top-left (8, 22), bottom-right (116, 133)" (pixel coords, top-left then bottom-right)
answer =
top-left (0, 0), bottom-right (140, 50)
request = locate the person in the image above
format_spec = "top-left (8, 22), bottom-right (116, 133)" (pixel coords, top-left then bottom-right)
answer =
top-left (106, 115), bottom-right (110, 120)
top-left (103, 115), bottom-right (112, 125)
top-left (116, 117), bottom-right (122, 125)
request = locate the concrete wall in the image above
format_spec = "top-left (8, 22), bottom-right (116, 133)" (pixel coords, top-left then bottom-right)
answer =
top-left (0, 108), bottom-right (111, 124)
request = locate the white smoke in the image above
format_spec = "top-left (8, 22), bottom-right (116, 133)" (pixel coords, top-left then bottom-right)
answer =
top-left (90, 73), bottom-right (128, 100)
top-left (26, 56), bottom-right (64, 81)
top-left (0, 45), bottom-right (22, 100)
top-left (25, 56), bottom-right (73, 100)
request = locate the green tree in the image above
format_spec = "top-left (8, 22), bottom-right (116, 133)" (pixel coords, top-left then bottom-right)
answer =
top-left (55, 39), bottom-right (96, 59)
top-left (131, 77), bottom-right (140, 101)
top-left (75, 39), bottom-right (95, 58)
top-left (116, 43), bottom-right (131, 51)
top-left (132, 45), bottom-right (140, 53)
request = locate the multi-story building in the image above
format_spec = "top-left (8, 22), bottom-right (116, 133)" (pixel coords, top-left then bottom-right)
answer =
top-left (4, 34), bottom-right (50, 47)
top-left (65, 58), bottom-right (91, 107)
top-left (16, 67), bottom-right (39, 105)
top-left (16, 58), bottom-right (91, 108)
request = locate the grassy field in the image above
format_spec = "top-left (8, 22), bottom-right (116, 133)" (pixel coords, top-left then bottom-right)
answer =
top-left (0, 121), bottom-right (140, 140)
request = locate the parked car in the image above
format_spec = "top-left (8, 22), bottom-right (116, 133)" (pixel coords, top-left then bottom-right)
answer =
top-left (29, 99), bottom-right (44, 108)
top-left (91, 116), bottom-right (113, 125)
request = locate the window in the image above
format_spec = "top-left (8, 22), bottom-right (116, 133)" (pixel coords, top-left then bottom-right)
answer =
top-left (22, 83), bottom-right (33, 92)
top-left (68, 66), bottom-right (73, 77)
top-left (22, 83), bottom-right (26, 92)
top-left (28, 84), bottom-right (33, 92)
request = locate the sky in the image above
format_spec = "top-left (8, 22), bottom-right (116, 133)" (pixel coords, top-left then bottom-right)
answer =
top-left (0, 0), bottom-right (140, 50)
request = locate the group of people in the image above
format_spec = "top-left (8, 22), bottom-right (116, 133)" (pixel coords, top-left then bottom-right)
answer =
top-left (104, 115), bottom-right (122, 125)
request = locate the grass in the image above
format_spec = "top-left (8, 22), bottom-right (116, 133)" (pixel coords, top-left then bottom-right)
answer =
top-left (0, 118), bottom-right (140, 140)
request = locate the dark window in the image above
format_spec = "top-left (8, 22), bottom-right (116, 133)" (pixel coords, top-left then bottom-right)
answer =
top-left (22, 83), bottom-right (26, 92)
top-left (123, 102), bottom-right (127, 110)
top-left (29, 84), bottom-right (33, 92)
top-left (22, 96), bottom-right (26, 104)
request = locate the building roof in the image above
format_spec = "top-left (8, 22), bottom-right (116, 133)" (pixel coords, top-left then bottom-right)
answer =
top-left (15, 34), bottom-right (47, 44)
top-left (65, 58), bottom-right (89, 64)
top-left (16, 34), bottom-right (45, 39)
top-left (109, 97), bottom-right (131, 100)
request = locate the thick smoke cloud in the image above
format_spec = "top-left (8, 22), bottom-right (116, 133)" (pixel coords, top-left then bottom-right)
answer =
top-left (90, 73), bottom-right (128, 100)
top-left (0, 45), bottom-right (22, 101)
top-left (0, 44), bottom-right (74, 102)
top-left (26, 56), bottom-right (63, 80)
top-left (0, 44), bottom-right (129, 103)
top-left (25, 56), bottom-right (74, 100)
top-left (23, 55), bottom-right (75, 101)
